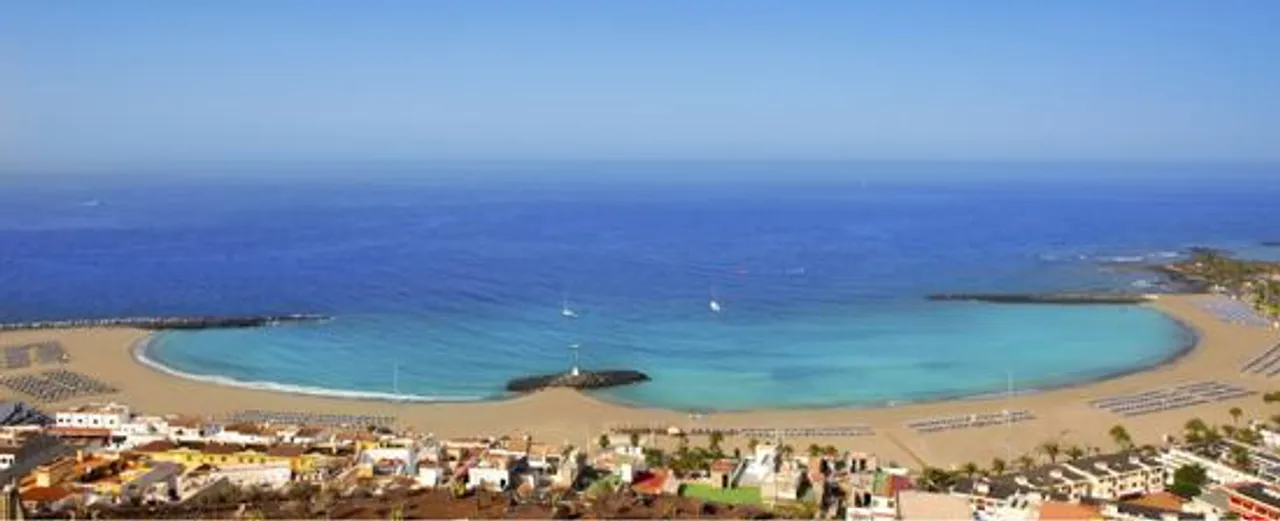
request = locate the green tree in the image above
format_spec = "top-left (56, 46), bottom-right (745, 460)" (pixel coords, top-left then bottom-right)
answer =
top-left (960, 462), bottom-right (979, 478)
top-left (807, 444), bottom-right (822, 457)
top-left (1039, 441), bottom-right (1061, 463)
top-left (990, 458), bottom-right (1007, 475)
top-left (598, 434), bottom-right (611, 450)
top-left (1109, 424), bottom-right (1133, 450)
top-left (747, 438), bottom-right (759, 454)
top-left (643, 447), bottom-right (666, 467)
top-left (629, 432), bottom-right (641, 448)
top-left (1064, 446), bottom-right (1085, 461)
top-left (1169, 464), bottom-right (1208, 499)
top-left (918, 467), bottom-right (955, 492)
top-left (1229, 406), bottom-right (1243, 426)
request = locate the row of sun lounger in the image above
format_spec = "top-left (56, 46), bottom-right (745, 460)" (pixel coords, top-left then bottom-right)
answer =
top-left (687, 426), bottom-right (875, 438)
top-left (0, 369), bottom-right (117, 403)
top-left (1241, 342), bottom-right (1280, 376)
top-left (222, 409), bottom-right (396, 428)
top-left (1197, 296), bottom-right (1271, 327)
top-left (0, 342), bottom-right (67, 370)
top-left (1091, 381), bottom-right (1256, 417)
top-left (906, 410), bottom-right (1034, 434)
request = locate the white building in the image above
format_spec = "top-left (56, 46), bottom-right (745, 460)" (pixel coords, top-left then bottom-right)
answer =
top-left (0, 446), bottom-right (16, 470)
top-left (1162, 446), bottom-right (1257, 486)
top-left (55, 403), bottom-right (130, 429)
top-left (209, 462), bottom-right (292, 489)
top-left (212, 423), bottom-right (274, 445)
top-left (416, 466), bottom-right (443, 487)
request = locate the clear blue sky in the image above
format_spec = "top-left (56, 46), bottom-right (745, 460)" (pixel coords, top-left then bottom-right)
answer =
top-left (3, 0), bottom-right (1279, 171)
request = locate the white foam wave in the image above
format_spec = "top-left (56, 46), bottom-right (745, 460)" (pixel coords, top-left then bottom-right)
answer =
top-left (133, 338), bottom-right (486, 403)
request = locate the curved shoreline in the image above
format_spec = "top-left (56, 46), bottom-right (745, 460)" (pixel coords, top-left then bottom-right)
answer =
top-left (132, 303), bottom-right (1199, 413)
top-left (132, 334), bottom-right (489, 404)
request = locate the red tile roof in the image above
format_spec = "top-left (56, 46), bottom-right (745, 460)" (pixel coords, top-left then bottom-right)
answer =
top-left (21, 486), bottom-right (72, 503)
top-left (631, 469), bottom-right (671, 496)
top-left (1039, 501), bottom-right (1103, 520)
top-left (709, 459), bottom-right (737, 473)
top-left (1124, 492), bottom-right (1187, 512)
top-left (267, 446), bottom-right (305, 458)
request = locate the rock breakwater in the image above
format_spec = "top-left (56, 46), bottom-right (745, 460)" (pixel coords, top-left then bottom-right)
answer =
top-left (0, 314), bottom-right (330, 332)
top-left (506, 370), bottom-right (651, 393)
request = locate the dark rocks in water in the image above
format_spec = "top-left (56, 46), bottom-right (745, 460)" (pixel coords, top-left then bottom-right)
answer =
top-left (506, 370), bottom-right (650, 393)
top-left (926, 293), bottom-right (1152, 305)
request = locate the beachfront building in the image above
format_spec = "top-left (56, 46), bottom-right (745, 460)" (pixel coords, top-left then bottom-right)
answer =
top-left (1059, 451), bottom-right (1167, 500)
top-left (1222, 482), bottom-right (1280, 521)
top-left (1162, 445), bottom-right (1261, 486)
top-left (953, 451), bottom-right (1165, 519)
top-left (211, 422), bottom-right (274, 445)
top-left (54, 403), bottom-right (130, 430)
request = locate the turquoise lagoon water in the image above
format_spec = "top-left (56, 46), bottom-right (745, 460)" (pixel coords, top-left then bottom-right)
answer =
top-left (1, 172), bottom-right (1275, 410)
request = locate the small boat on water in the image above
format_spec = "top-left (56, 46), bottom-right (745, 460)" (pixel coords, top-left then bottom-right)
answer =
top-left (709, 299), bottom-right (722, 313)
top-left (561, 297), bottom-right (579, 318)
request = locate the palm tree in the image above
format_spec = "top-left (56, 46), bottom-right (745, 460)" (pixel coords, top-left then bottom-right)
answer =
top-left (598, 434), bottom-right (611, 450)
top-left (960, 462), bottom-right (979, 478)
top-left (990, 458), bottom-right (1007, 475)
top-left (1230, 446), bottom-right (1251, 470)
top-left (1229, 407), bottom-right (1243, 426)
top-left (747, 437), bottom-right (759, 454)
top-left (708, 431), bottom-right (725, 454)
top-left (629, 432), bottom-right (641, 449)
top-left (1109, 424), bottom-right (1133, 450)
top-left (1185, 418), bottom-right (1209, 436)
top-left (1016, 454), bottom-right (1035, 471)
top-left (1039, 441), bottom-right (1061, 463)
top-left (1064, 445), bottom-right (1085, 461)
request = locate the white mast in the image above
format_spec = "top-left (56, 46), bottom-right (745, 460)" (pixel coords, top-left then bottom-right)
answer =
top-left (569, 343), bottom-right (581, 376)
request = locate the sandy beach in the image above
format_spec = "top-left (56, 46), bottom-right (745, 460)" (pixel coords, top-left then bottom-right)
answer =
top-left (1, 294), bottom-right (1276, 470)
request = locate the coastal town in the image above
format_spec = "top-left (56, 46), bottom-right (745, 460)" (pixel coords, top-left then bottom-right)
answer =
top-left (0, 249), bottom-right (1276, 519)
top-left (0, 396), bottom-right (1279, 519)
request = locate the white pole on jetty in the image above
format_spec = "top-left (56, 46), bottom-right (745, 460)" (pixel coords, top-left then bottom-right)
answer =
top-left (569, 343), bottom-right (581, 376)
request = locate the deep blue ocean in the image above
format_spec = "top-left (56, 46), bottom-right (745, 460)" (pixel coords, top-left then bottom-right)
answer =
top-left (1, 167), bottom-right (1277, 410)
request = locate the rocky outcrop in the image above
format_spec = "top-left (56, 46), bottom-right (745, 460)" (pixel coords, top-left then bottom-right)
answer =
top-left (506, 370), bottom-right (650, 393)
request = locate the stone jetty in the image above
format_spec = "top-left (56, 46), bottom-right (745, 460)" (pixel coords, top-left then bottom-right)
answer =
top-left (926, 293), bottom-right (1153, 305)
top-left (0, 314), bottom-right (331, 332)
top-left (506, 369), bottom-right (651, 393)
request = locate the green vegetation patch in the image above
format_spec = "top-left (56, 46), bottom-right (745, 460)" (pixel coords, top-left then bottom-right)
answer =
top-left (680, 484), bottom-right (762, 505)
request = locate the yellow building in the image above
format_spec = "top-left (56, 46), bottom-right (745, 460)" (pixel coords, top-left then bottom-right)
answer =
top-left (132, 441), bottom-right (321, 475)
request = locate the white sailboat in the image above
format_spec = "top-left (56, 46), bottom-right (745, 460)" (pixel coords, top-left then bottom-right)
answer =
top-left (561, 297), bottom-right (579, 318)
top-left (709, 298), bottom-right (722, 313)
